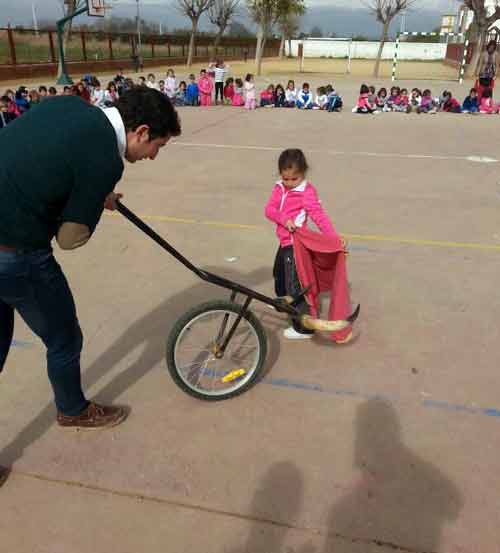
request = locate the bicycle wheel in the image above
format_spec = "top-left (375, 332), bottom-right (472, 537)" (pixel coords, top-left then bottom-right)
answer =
top-left (166, 300), bottom-right (267, 401)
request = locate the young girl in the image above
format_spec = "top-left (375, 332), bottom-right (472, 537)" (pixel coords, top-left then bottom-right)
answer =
top-left (285, 80), bottom-right (297, 107)
top-left (315, 86), bottom-right (328, 110)
top-left (355, 84), bottom-right (377, 114)
top-left (409, 88), bottom-right (422, 111)
top-left (146, 73), bottom-right (158, 90)
top-left (232, 78), bottom-right (244, 106)
top-left (224, 77), bottom-right (235, 104)
top-left (441, 90), bottom-right (462, 113)
top-left (104, 81), bottom-right (119, 105)
top-left (244, 74), bottom-right (256, 110)
top-left (393, 88), bottom-right (411, 113)
top-left (417, 89), bottom-right (436, 114)
top-left (165, 69), bottom-right (177, 99)
top-left (479, 88), bottom-right (497, 113)
top-left (91, 80), bottom-right (105, 107)
top-left (260, 84), bottom-right (275, 107)
top-left (265, 149), bottom-right (351, 342)
top-left (326, 85), bottom-right (343, 112)
top-left (376, 87), bottom-right (387, 110)
top-left (198, 69), bottom-right (213, 107)
top-left (214, 60), bottom-right (229, 105)
top-left (274, 84), bottom-right (286, 107)
top-left (176, 81), bottom-right (187, 106)
top-left (385, 86), bottom-right (400, 112)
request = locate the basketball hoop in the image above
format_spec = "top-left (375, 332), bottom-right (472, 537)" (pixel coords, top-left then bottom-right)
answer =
top-left (87, 0), bottom-right (107, 17)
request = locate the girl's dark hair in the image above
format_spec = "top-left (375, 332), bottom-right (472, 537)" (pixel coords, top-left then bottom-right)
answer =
top-left (378, 87), bottom-right (387, 97)
top-left (442, 90), bottom-right (451, 98)
top-left (278, 149), bottom-right (309, 174)
top-left (235, 78), bottom-right (243, 87)
top-left (401, 88), bottom-right (408, 94)
top-left (179, 80), bottom-right (186, 88)
top-left (470, 87), bottom-right (477, 94)
top-left (107, 81), bottom-right (116, 91)
top-left (48, 86), bottom-right (57, 95)
top-left (319, 86), bottom-right (326, 95)
top-left (115, 87), bottom-right (181, 139)
top-left (423, 89), bottom-right (431, 96)
top-left (391, 86), bottom-right (400, 95)
top-left (369, 85), bottom-right (375, 93)
top-left (287, 80), bottom-right (295, 88)
top-left (482, 87), bottom-right (492, 98)
top-left (225, 77), bottom-right (234, 86)
top-left (245, 73), bottom-right (253, 82)
top-left (360, 84), bottom-right (369, 94)
top-left (276, 84), bottom-right (285, 93)
top-left (200, 69), bottom-right (206, 75)
top-left (38, 85), bottom-right (47, 93)
top-left (302, 82), bottom-right (310, 89)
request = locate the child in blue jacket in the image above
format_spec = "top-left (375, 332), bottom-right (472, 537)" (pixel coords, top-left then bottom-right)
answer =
top-left (462, 88), bottom-right (479, 113)
top-left (186, 74), bottom-right (199, 106)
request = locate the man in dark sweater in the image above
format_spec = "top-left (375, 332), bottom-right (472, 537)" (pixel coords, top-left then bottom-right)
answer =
top-left (0, 87), bottom-right (181, 430)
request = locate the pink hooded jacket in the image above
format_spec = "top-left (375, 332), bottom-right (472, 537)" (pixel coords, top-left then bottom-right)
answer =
top-left (198, 76), bottom-right (213, 95)
top-left (265, 180), bottom-right (338, 247)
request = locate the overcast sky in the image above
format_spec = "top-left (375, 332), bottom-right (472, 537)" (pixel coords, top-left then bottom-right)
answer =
top-left (1, 0), bottom-right (458, 35)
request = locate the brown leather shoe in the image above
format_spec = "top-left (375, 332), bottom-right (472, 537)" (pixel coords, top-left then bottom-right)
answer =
top-left (0, 465), bottom-right (10, 488)
top-left (57, 402), bottom-right (128, 430)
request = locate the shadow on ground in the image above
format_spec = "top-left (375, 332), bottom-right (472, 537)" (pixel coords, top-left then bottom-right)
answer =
top-left (232, 399), bottom-right (463, 553)
top-left (0, 266), bottom-right (281, 483)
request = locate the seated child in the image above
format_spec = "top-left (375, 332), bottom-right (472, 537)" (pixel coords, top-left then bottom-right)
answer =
top-left (368, 86), bottom-right (377, 106)
top-left (462, 88), bottom-right (479, 113)
top-left (315, 86), bottom-right (328, 110)
top-left (285, 80), bottom-right (297, 107)
top-left (274, 84), bottom-right (286, 108)
top-left (376, 87), bottom-right (387, 110)
top-left (326, 85), bottom-right (343, 112)
top-left (384, 86), bottom-right (401, 112)
top-left (224, 77), bottom-right (235, 104)
top-left (441, 91), bottom-right (462, 113)
top-left (232, 78), bottom-right (244, 106)
top-left (260, 84), bottom-right (275, 107)
top-left (186, 74), bottom-right (199, 106)
top-left (417, 89), bottom-right (436, 114)
top-left (409, 88), bottom-right (422, 112)
top-left (0, 96), bottom-right (16, 129)
top-left (264, 148), bottom-right (352, 343)
top-left (393, 88), bottom-right (411, 113)
top-left (296, 83), bottom-right (313, 109)
top-left (355, 84), bottom-right (377, 114)
top-left (479, 88), bottom-right (497, 114)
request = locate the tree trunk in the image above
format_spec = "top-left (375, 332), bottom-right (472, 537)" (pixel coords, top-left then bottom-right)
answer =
top-left (187, 19), bottom-right (198, 67)
top-left (255, 26), bottom-right (264, 64)
top-left (288, 37), bottom-right (292, 58)
top-left (213, 28), bottom-right (225, 55)
top-left (279, 33), bottom-right (285, 59)
top-left (257, 35), bottom-right (267, 75)
top-left (468, 26), bottom-right (487, 78)
top-left (373, 21), bottom-right (389, 79)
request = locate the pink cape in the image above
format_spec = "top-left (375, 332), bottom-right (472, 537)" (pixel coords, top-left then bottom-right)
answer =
top-left (293, 227), bottom-right (352, 342)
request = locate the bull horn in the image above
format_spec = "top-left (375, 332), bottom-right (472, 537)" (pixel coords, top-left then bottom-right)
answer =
top-left (300, 315), bottom-right (350, 332)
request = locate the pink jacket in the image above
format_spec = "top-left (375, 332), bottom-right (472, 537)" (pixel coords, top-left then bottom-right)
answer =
top-left (265, 180), bottom-right (338, 247)
top-left (198, 76), bottom-right (213, 95)
top-left (357, 93), bottom-right (373, 110)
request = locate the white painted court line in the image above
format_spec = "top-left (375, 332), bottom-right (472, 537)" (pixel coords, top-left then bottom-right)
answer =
top-left (172, 141), bottom-right (498, 164)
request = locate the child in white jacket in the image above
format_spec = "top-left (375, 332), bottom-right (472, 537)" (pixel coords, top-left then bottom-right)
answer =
top-left (285, 80), bottom-right (297, 107)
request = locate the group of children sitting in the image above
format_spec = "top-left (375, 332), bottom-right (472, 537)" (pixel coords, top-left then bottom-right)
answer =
top-left (354, 84), bottom-right (500, 115)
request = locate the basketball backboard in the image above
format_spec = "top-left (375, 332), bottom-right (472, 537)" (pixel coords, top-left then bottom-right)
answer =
top-left (87, 0), bottom-right (105, 17)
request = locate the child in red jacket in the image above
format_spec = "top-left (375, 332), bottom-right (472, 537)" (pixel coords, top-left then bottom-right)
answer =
top-left (265, 149), bottom-right (351, 342)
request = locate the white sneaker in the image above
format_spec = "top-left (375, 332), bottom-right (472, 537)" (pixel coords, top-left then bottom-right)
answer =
top-left (283, 327), bottom-right (313, 340)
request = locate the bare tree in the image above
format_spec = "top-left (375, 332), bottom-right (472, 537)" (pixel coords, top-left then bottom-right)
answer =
top-left (209, 0), bottom-right (241, 50)
top-left (278, 0), bottom-right (304, 58)
top-left (248, 0), bottom-right (304, 75)
top-left (176, 0), bottom-right (215, 66)
top-left (278, 13), bottom-right (300, 58)
top-left (367, 0), bottom-right (416, 78)
top-left (463, 0), bottom-right (500, 76)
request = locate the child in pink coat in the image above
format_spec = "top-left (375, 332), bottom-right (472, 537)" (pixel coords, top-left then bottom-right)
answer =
top-left (198, 69), bottom-right (213, 107)
top-left (232, 78), bottom-right (244, 106)
top-left (265, 149), bottom-right (351, 343)
top-left (479, 88), bottom-right (498, 113)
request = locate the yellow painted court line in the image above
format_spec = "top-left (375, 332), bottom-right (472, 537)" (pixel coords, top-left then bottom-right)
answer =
top-left (107, 212), bottom-right (500, 253)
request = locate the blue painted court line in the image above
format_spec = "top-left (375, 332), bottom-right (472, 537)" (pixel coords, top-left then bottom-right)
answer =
top-left (265, 377), bottom-right (500, 421)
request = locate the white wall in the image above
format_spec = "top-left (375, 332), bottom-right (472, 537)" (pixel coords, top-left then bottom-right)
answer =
top-left (287, 40), bottom-right (448, 61)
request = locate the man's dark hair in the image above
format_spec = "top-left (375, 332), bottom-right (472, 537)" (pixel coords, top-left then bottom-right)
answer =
top-left (278, 149), bottom-right (309, 174)
top-left (115, 87), bottom-right (181, 140)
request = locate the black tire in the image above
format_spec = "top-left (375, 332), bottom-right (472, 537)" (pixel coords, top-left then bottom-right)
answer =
top-left (166, 300), bottom-right (267, 401)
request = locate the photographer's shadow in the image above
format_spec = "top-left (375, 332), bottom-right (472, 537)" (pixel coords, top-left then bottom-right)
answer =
top-left (323, 399), bottom-right (463, 552)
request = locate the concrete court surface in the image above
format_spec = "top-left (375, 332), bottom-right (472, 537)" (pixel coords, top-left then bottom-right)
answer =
top-left (2, 89), bottom-right (500, 553)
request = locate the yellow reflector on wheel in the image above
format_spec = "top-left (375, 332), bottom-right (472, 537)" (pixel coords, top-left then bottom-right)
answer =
top-left (222, 369), bottom-right (247, 383)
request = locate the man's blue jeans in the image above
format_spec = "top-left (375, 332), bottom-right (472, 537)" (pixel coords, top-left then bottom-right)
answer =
top-left (0, 249), bottom-right (88, 416)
